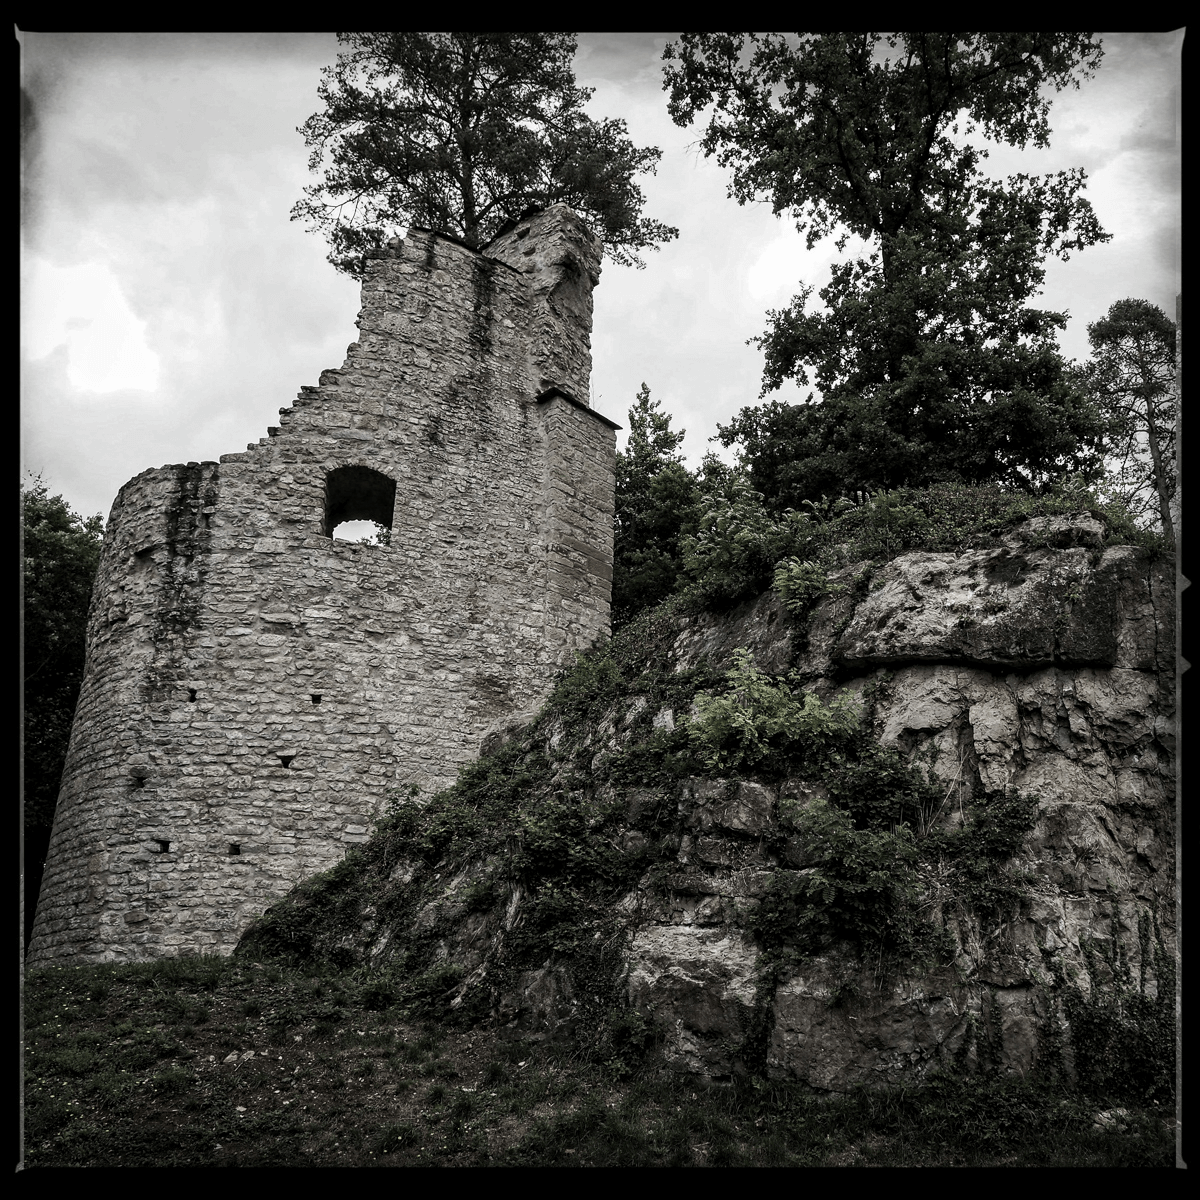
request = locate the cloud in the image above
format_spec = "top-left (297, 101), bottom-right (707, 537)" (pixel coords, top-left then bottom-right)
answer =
top-left (23, 259), bottom-right (160, 392)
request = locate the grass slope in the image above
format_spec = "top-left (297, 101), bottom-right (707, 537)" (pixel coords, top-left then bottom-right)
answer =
top-left (23, 955), bottom-right (1174, 1167)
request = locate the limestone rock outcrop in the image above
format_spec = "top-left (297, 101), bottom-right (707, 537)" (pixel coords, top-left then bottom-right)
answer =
top-left (619, 520), bottom-right (1174, 1087)
top-left (238, 515), bottom-right (1176, 1095)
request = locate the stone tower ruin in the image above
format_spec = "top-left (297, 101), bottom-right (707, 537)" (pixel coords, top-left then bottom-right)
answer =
top-left (29, 205), bottom-right (618, 967)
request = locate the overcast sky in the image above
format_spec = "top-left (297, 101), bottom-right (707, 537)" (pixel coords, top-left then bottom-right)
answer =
top-left (20, 31), bottom-right (1182, 525)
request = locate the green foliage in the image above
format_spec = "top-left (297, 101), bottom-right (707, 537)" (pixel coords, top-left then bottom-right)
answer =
top-left (22, 475), bottom-right (105, 948)
top-left (689, 649), bottom-right (861, 772)
top-left (617, 402), bottom-right (1165, 623)
top-left (665, 34), bottom-right (1111, 503)
top-left (294, 33), bottom-right (677, 278)
top-left (927, 788), bottom-right (1041, 919)
top-left (674, 477), bottom-right (1164, 620)
top-left (607, 726), bottom-right (694, 793)
top-left (821, 740), bottom-right (945, 833)
top-left (678, 472), bottom-right (804, 607)
top-left (517, 885), bottom-right (595, 956)
top-left (612, 384), bottom-right (700, 626)
top-left (1054, 907), bottom-right (1176, 1106)
top-left (772, 555), bottom-right (844, 618)
top-left (517, 796), bottom-right (617, 890)
top-left (754, 803), bottom-right (921, 955)
top-left (1078, 297), bottom-right (1178, 545)
top-left (459, 877), bottom-right (497, 914)
top-left (544, 645), bottom-right (628, 739)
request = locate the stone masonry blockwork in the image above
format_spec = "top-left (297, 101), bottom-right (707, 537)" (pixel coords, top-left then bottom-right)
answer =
top-left (29, 206), bottom-right (618, 966)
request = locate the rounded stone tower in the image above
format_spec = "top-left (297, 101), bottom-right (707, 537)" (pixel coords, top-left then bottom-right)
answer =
top-left (29, 206), bottom-right (618, 966)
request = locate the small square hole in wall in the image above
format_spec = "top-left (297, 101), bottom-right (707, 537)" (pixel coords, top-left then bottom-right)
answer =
top-left (131, 776), bottom-right (147, 790)
top-left (155, 840), bottom-right (170, 853)
top-left (188, 689), bottom-right (198, 702)
top-left (229, 844), bottom-right (241, 855)
top-left (311, 694), bottom-right (322, 704)
top-left (278, 755), bottom-right (295, 768)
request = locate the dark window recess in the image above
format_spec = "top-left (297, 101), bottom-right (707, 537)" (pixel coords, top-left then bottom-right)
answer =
top-left (228, 844), bottom-right (241, 855)
top-left (187, 689), bottom-right (198, 702)
top-left (278, 755), bottom-right (296, 768)
top-left (131, 776), bottom-right (147, 790)
top-left (155, 840), bottom-right (170, 853)
top-left (323, 465), bottom-right (396, 538)
top-left (311, 694), bottom-right (322, 704)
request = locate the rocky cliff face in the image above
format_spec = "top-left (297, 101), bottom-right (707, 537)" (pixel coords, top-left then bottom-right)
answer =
top-left (632, 515), bottom-right (1174, 1090)
top-left (237, 514), bottom-right (1176, 1097)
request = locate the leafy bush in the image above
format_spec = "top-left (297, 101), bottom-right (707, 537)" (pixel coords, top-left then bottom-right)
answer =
top-left (545, 647), bottom-right (627, 738)
top-left (821, 741), bottom-right (944, 832)
top-left (671, 478), bottom-right (1169, 621)
top-left (772, 556), bottom-right (844, 617)
top-left (759, 798), bottom-right (922, 954)
top-left (679, 475), bottom-right (803, 607)
top-left (688, 649), bottom-right (860, 772)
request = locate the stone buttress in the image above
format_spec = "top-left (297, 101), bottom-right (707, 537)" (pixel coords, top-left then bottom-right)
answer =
top-left (29, 205), bottom-right (618, 966)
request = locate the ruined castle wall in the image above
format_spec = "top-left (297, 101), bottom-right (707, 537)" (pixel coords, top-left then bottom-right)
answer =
top-left (29, 206), bottom-right (616, 966)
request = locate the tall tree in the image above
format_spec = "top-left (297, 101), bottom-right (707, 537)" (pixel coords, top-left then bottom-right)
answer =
top-left (612, 385), bottom-right (698, 625)
top-left (1082, 299), bottom-right (1178, 545)
top-left (22, 477), bottom-right (104, 948)
top-left (295, 32), bottom-right (678, 278)
top-left (663, 33), bottom-right (1111, 508)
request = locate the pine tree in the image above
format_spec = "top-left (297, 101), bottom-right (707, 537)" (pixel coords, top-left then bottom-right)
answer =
top-left (1082, 299), bottom-right (1178, 545)
top-left (612, 385), bottom-right (697, 625)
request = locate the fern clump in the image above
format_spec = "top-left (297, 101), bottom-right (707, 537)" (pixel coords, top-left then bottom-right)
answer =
top-left (688, 648), bottom-right (860, 772)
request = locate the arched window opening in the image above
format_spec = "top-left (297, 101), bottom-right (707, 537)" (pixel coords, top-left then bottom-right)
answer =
top-left (324, 465), bottom-right (396, 543)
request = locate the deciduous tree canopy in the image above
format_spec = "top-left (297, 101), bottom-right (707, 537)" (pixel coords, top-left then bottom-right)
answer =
top-left (295, 32), bottom-right (678, 278)
top-left (663, 33), bottom-right (1112, 508)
